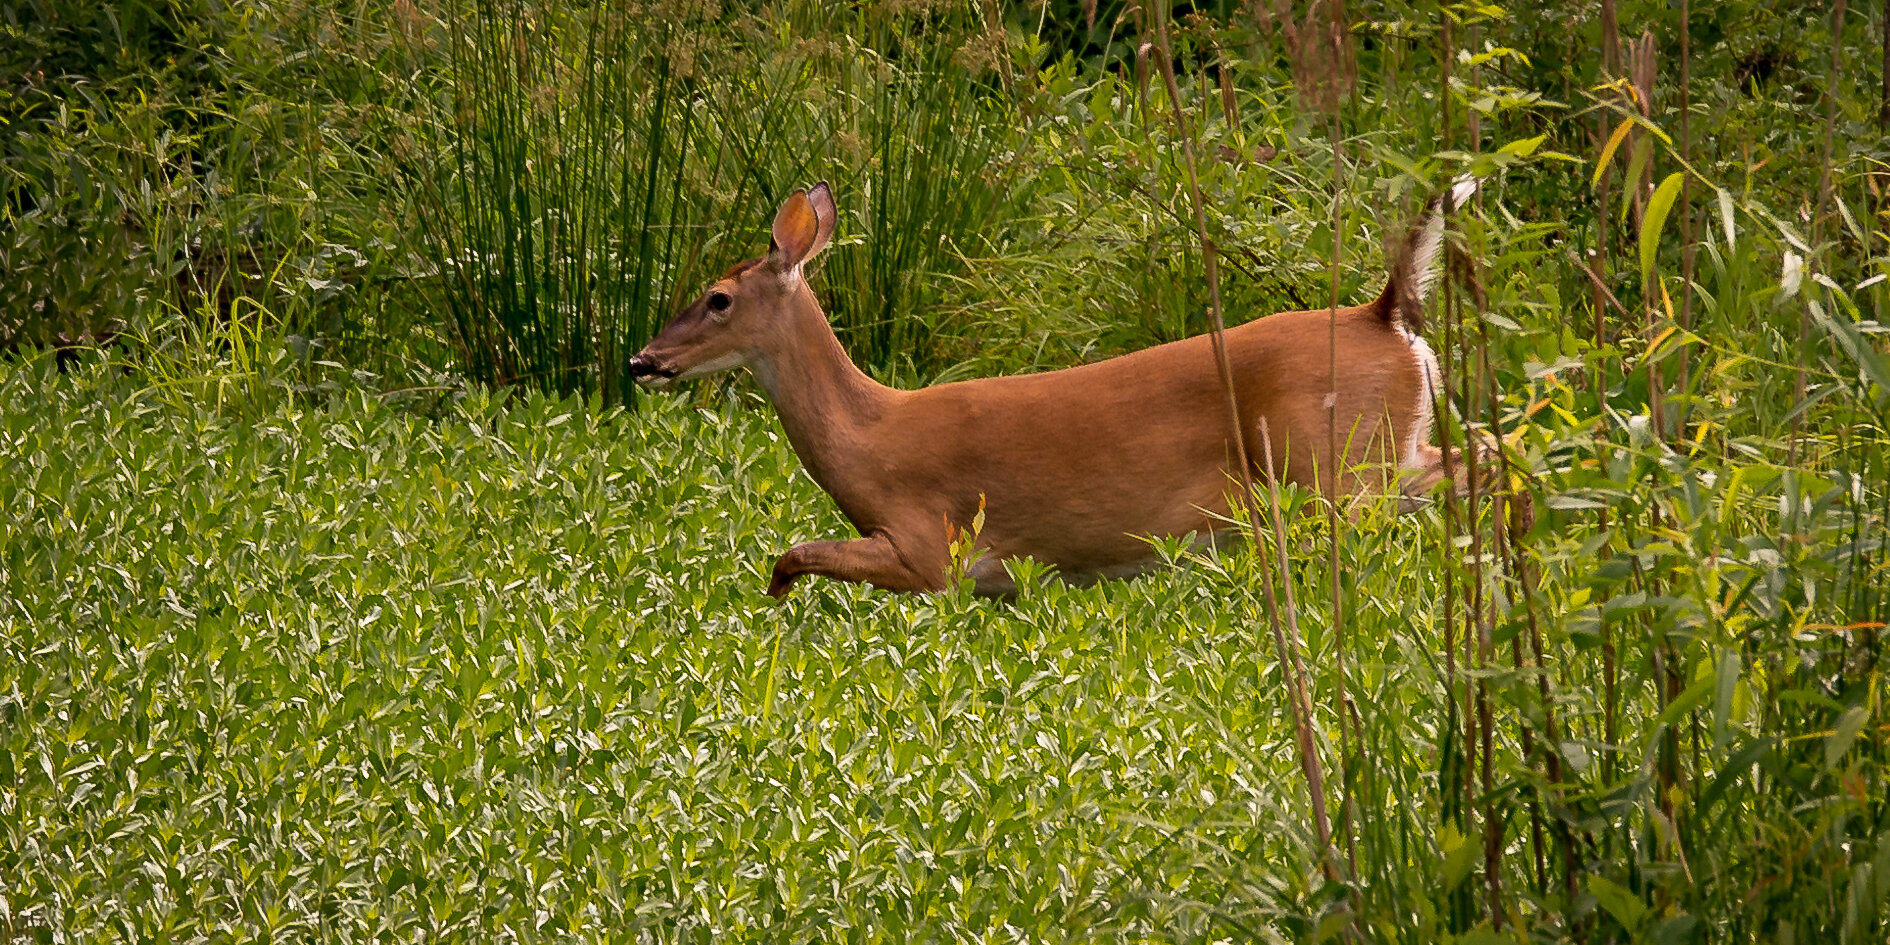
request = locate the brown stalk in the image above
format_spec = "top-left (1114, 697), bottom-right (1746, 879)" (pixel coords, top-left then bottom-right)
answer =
top-left (1457, 20), bottom-right (1501, 925)
top-left (1678, 0), bottom-right (1695, 436)
top-left (1216, 45), bottom-right (1240, 128)
top-left (1145, 7), bottom-right (1339, 882)
top-left (1293, 0), bottom-right (1363, 883)
top-left (1435, 19), bottom-right (1471, 894)
top-left (1438, 18), bottom-right (1485, 922)
top-left (1459, 221), bottom-right (1500, 931)
top-left (1592, 3), bottom-right (1621, 792)
top-left (1257, 418), bottom-right (1339, 882)
top-left (1601, 0), bottom-right (1620, 78)
top-left (1797, 0), bottom-right (1848, 466)
top-left (1628, 32), bottom-right (1663, 440)
top-left (1476, 241), bottom-right (1576, 904)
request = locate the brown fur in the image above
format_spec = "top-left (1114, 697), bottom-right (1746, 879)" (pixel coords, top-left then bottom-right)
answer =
top-left (630, 183), bottom-right (1473, 596)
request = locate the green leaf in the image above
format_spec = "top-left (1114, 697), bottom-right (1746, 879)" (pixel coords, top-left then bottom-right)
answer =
top-left (1588, 875), bottom-right (1648, 931)
top-left (1499, 134), bottom-right (1545, 159)
top-left (1712, 650), bottom-right (1741, 754)
top-left (1620, 136), bottom-right (1652, 222)
top-left (1440, 826), bottom-right (1480, 889)
top-left (1653, 674), bottom-right (1714, 734)
top-left (1458, 929), bottom-right (1516, 945)
top-left (1825, 706), bottom-right (1869, 770)
top-left (1811, 304), bottom-right (1890, 393)
top-left (1640, 172), bottom-right (1685, 286)
top-left (1835, 194), bottom-right (1865, 246)
top-left (1652, 914), bottom-right (1700, 945)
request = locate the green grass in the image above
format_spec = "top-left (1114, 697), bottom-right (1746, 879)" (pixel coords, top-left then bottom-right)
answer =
top-left (4, 334), bottom-right (1884, 941)
top-left (0, 356), bottom-right (1361, 941)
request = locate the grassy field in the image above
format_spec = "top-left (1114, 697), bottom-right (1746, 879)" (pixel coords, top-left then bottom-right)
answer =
top-left (2, 356), bottom-right (1437, 940)
top-left (4, 0), bottom-right (1889, 942)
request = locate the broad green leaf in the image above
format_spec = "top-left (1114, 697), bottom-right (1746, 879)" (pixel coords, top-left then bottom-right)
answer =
top-left (1825, 705), bottom-right (1869, 769)
top-left (1640, 171), bottom-right (1684, 286)
top-left (1458, 929), bottom-right (1517, 945)
top-left (1499, 134), bottom-right (1545, 159)
top-left (1812, 303), bottom-right (1890, 392)
top-left (1836, 194), bottom-right (1865, 245)
top-left (1654, 674), bottom-right (1714, 732)
top-left (1588, 875), bottom-right (1648, 930)
top-left (1620, 136), bottom-right (1652, 222)
top-left (1652, 915), bottom-right (1700, 945)
top-left (1440, 826), bottom-right (1480, 889)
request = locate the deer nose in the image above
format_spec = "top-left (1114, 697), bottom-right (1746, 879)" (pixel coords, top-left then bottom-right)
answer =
top-left (628, 353), bottom-right (674, 384)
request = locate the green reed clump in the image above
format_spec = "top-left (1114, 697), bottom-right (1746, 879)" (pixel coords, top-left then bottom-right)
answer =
top-left (398, 0), bottom-right (1032, 400)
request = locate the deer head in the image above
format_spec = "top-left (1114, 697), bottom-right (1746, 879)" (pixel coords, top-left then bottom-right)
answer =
top-left (628, 182), bottom-right (837, 388)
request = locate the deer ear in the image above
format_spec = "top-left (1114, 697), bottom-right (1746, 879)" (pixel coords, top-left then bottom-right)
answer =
top-left (768, 182), bottom-right (836, 277)
top-left (768, 189), bottom-right (819, 274)
top-left (804, 181), bottom-right (836, 260)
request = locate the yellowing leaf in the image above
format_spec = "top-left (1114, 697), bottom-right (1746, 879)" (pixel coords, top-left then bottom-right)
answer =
top-left (1592, 118), bottom-right (1634, 188)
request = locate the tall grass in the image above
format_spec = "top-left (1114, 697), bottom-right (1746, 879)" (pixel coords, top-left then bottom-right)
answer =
top-left (398, 0), bottom-right (1032, 401)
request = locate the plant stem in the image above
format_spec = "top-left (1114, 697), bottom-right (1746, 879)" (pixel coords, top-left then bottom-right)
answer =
top-left (1148, 6), bottom-right (1339, 886)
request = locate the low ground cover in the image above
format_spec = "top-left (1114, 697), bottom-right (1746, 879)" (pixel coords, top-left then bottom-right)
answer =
top-left (3, 336), bottom-right (1883, 940)
top-left (3, 357), bottom-right (1388, 940)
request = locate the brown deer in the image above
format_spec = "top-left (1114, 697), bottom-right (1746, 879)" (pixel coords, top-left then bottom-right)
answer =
top-left (629, 180), bottom-right (1481, 596)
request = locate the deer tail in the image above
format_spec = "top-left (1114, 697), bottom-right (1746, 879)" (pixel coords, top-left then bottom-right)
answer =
top-left (1373, 174), bottom-right (1479, 335)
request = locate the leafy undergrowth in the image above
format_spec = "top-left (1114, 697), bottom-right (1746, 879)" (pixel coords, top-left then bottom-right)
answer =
top-left (4, 350), bottom-right (1886, 943)
top-left (0, 356), bottom-right (1365, 942)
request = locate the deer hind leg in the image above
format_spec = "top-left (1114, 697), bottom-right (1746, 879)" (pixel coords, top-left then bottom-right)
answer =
top-left (767, 531), bottom-right (946, 598)
top-left (1392, 329), bottom-right (1502, 512)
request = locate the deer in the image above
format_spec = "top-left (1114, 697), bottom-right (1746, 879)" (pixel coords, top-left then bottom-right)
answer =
top-left (628, 179), bottom-right (1483, 597)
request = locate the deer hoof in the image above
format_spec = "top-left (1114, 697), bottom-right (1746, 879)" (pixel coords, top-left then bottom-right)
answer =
top-left (767, 558), bottom-right (801, 599)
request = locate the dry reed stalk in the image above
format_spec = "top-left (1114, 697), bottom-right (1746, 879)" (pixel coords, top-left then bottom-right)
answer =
top-left (1455, 21), bottom-right (1502, 924)
top-left (1434, 24), bottom-right (1471, 909)
top-left (1457, 224), bottom-right (1501, 930)
top-left (1279, 0), bottom-right (1366, 882)
top-left (1627, 32), bottom-right (1663, 439)
top-left (1258, 0), bottom-right (1355, 115)
top-left (1257, 418), bottom-right (1340, 884)
top-left (1601, 0), bottom-right (1620, 77)
top-left (1479, 252), bottom-right (1577, 912)
top-left (1678, 0), bottom-right (1695, 436)
top-left (1591, 4), bottom-right (1622, 792)
top-left (1145, 6), bottom-right (1340, 885)
top-left (1442, 18), bottom-right (1483, 916)
top-left (1799, 0), bottom-right (1848, 466)
top-left (1217, 46), bottom-right (1240, 129)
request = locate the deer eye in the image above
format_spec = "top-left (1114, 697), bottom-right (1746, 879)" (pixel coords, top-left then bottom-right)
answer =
top-left (707, 291), bottom-right (732, 313)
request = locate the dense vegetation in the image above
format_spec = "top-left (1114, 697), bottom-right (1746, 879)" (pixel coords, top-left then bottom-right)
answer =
top-left (3, 0), bottom-right (1888, 941)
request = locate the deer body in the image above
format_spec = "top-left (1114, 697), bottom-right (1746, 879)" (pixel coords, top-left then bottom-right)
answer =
top-left (631, 182), bottom-right (1471, 596)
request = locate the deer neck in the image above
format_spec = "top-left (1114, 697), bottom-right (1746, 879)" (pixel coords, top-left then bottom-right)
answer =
top-left (749, 286), bottom-right (892, 495)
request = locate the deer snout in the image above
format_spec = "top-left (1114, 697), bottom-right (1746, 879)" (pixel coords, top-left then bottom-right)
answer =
top-left (627, 353), bottom-right (676, 387)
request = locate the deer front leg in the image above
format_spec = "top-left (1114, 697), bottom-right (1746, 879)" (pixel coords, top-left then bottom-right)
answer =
top-left (767, 531), bottom-right (947, 598)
